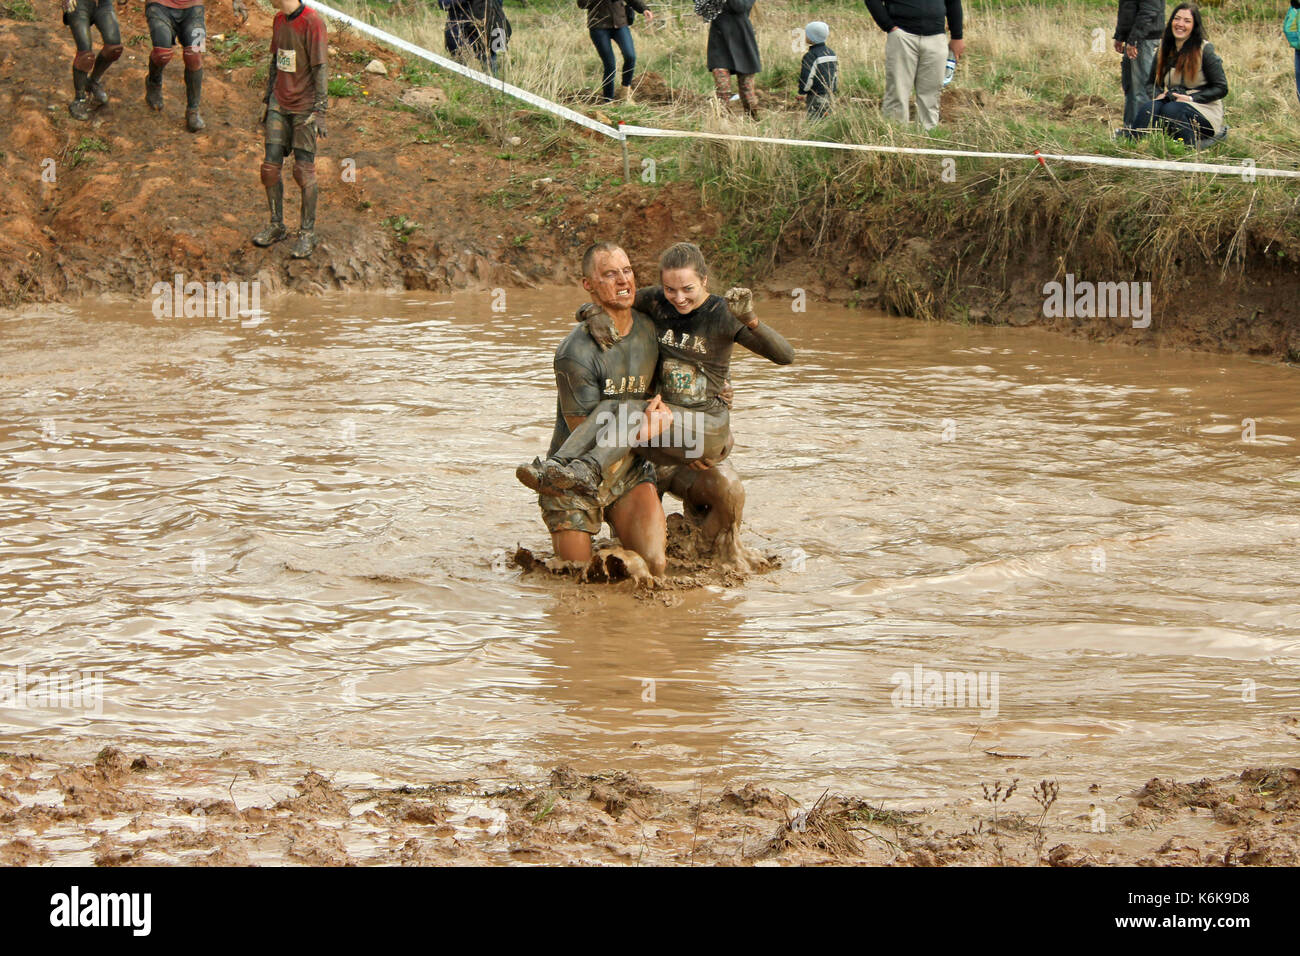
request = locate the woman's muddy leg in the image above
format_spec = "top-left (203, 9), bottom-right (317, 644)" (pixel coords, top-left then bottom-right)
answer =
top-left (737, 72), bottom-right (759, 117)
top-left (641, 404), bottom-right (730, 465)
top-left (712, 68), bottom-right (732, 103)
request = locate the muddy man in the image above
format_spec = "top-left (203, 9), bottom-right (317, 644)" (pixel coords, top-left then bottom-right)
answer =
top-left (144, 0), bottom-right (248, 131)
top-left (251, 0), bottom-right (328, 259)
top-left (63, 0), bottom-right (123, 120)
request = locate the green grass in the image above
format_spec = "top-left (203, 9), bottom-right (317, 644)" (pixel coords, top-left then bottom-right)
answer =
top-left (329, 74), bottom-right (363, 97)
top-left (69, 137), bottom-right (111, 169)
top-left (211, 34), bottom-right (258, 70)
top-left (0, 0), bottom-right (36, 21)
top-left (382, 214), bottom-right (420, 242)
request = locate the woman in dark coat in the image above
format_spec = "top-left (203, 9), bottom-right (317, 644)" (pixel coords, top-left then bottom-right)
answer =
top-left (579, 0), bottom-right (654, 103)
top-left (698, 0), bottom-right (761, 117)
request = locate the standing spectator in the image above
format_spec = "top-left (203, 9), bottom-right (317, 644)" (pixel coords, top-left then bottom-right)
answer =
top-left (1286, 1), bottom-right (1300, 105)
top-left (441, 0), bottom-right (510, 76)
top-left (1115, 0), bottom-right (1165, 132)
top-left (865, 0), bottom-right (964, 130)
top-left (1131, 2), bottom-right (1227, 146)
top-left (798, 20), bottom-right (838, 120)
top-left (698, 0), bottom-right (762, 119)
top-left (579, 0), bottom-right (654, 103)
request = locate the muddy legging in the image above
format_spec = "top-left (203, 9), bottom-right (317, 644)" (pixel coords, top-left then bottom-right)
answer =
top-left (68, 0), bottom-right (122, 53)
top-left (712, 68), bottom-right (756, 112)
top-left (552, 397), bottom-right (731, 483)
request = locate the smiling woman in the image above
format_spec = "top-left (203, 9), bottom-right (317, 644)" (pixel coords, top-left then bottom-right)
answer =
top-left (1123, 3), bottom-right (1229, 146)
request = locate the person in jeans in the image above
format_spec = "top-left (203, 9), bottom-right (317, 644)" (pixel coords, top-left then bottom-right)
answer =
top-left (579, 0), bottom-right (653, 102)
top-left (1286, 0), bottom-right (1300, 105)
top-left (1115, 0), bottom-right (1165, 132)
top-left (1131, 2), bottom-right (1227, 146)
top-left (864, 0), bottom-right (964, 130)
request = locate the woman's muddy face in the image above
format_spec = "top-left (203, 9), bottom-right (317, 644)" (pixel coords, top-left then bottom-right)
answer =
top-left (661, 268), bottom-right (708, 314)
top-left (1171, 9), bottom-right (1194, 40)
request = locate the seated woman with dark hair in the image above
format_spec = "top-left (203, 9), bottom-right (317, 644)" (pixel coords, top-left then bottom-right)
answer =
top-left (1130, 2), bottom-right (1228, 146)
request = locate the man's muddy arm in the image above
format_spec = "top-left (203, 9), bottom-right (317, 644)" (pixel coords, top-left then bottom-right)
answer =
top-left (311, 61), bottom-right (329, 116)
top-left (554, 356), bottom-right (600, 432)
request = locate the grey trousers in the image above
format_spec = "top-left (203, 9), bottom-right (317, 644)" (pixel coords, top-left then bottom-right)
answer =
top-left (883, 28), bottom-right (948, 130)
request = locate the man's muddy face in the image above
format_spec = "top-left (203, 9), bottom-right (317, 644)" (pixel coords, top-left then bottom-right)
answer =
top-left (583, 249), bottom-right (637, 311)
top-left (661, 267), bottom-right (707, 314)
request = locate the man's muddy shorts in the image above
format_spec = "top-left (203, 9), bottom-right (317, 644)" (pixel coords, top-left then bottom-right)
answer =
top-left (538, 457), bottom-right (657, 535)
top-left (64, 0), bottom-right (118, 36)
top-left (266, 96), bottom-right (318, 154)
top-left (145, 2), bottom-right (205, 49)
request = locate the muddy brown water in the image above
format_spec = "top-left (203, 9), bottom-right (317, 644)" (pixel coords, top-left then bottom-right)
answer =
top-left (2, 288), bottom-right (1297, 819)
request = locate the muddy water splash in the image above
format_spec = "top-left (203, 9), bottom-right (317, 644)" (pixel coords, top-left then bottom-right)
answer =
top-left (1, 290), bottom-right (1297, 813)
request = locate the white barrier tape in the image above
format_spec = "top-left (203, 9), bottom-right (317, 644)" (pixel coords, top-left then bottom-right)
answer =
top-left (619, 124), bottom-right (1300, 179)
top-left (309, 1), bottom-right (622, 140)
top-left (308, 5), bottom-right (1293, 180)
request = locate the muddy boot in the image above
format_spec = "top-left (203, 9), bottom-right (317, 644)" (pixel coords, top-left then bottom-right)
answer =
top-left (251, 181), bottom-right (286, 246)
top-left (184, 68), bottom-right (204, 131)
top-left (289, 229), bottom-right (317, 259)
top-left (515, 457), bottom-right (545, 492)
top-left (617, 85), bottom-right (635, 104)
top-left (88, 53), bottom-right (113, 105)
top-left (70, 66), bottom-right (91, 120)
top-left (540, 458), bottom-right (601, 497)
top-left (289, 169), bottom-right (318, 258)
top-left (145, 62), bottom-right (164, 111)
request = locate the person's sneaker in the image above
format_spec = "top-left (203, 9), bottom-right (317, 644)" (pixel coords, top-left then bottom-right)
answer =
top-left (540, 459), bottom-right (601, 497)
top-left (88, 79), bottom-right (108, 106)
top-left (251, 222), bottom-right (287, 247)
top-left (289, 230), bottom-right (317, 259)
top-left (68, 97), bottom-right (90, 121)
top-left (186, 109), bottom-right (205, 132)
top-left (145, 78), bottom-right (163, 111)
top-left (515, 457), bottom-right (545, 492)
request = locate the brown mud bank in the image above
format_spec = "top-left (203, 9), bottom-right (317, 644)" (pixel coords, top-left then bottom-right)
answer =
top-left (3, 2), bottom-right (1297, 362)
top-left (0, 1), bottom-right (717, 303)
top-left (3, 747), bottom-right (1299, 866)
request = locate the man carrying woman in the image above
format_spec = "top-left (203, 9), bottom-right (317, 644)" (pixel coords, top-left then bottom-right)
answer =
top-left (519, 242), bottom-right (794, 571)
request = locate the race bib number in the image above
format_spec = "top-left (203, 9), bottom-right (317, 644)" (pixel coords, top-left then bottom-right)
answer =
top-left (276, 48), bottom-right (297, 72)
top-left (660, 358), bottom-right (706, 403)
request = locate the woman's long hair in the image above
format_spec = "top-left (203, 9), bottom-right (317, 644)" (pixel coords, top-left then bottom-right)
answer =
top-left (1156, 3), bottom-right (1206, 86)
